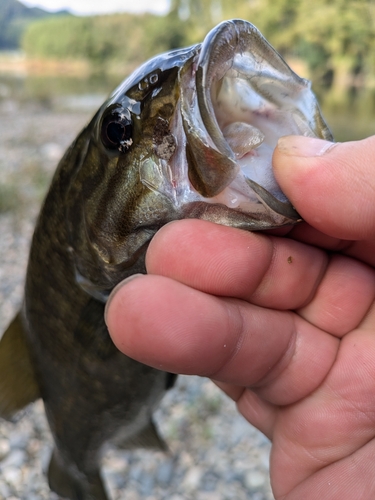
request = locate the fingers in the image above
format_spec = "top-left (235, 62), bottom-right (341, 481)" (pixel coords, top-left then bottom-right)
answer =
top-left (213, 382), bottom-right (277, 440)
top-left (145, 219), bottom-right (273, 300)
top-left (106, 266), bottom-right (339, 407)
top-left (270, 328), bottom-right (375, 497)
top-left (275, 439), bottom-right (375, 500)
top-left (105, 218), bottom-right (375, 407)
top-left (106, 273), bottom-right (247, 376)
top-left (146, 220), bottom-right (375, 331)
top-left (273, 135), bottom-right (375, 240)
top-left (297, 254), bottom-right (375, 337)
top-left (146, 219), bottom-right (327, 310)
top-left (285, 222), bottom-right (375, 269)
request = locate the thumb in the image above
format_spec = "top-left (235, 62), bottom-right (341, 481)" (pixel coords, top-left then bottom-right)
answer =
top-left (273, 135), bottom-right (375, 240)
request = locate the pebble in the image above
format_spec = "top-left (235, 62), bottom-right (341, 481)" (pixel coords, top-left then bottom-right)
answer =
top-left (40, 142), bottom-right (64, 161)
top-left (182, 466), bottom-right (203, 491)
top-left (2, 466), bottom-right (22, 486)
top-left (8, 432), bottom-right (29, 449)
top-left (0, 92), bottom-right (274, 500)
top-left (244, 470), bottom-right (267, 490)
top-left (1, 450), bottom-right (27, 470)
top-left (156, 459), bottom-right (174, 485)
top-left (0, 440), bottom-right (10, 460)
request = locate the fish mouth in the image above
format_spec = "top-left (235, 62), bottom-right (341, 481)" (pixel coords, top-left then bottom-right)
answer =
top-left (177, 19), bottom-right (332, 227)
top-left (139, 19), bottom-right (332, 229)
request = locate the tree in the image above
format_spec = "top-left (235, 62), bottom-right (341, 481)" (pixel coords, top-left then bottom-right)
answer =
top-left (0, 0), bottom-right (69, 50)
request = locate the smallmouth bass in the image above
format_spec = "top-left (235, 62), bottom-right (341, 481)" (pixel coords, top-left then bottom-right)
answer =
top-left (0, 19), bottom-right (332, 500)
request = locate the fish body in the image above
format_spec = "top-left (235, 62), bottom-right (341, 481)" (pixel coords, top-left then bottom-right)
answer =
top-left (0, 20), bottom-right (332, 500)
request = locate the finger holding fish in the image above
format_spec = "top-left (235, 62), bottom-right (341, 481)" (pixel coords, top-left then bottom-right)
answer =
top-left (273, 134), bottom-right (375, 271)
top-left (273, 135), bottom-right (375, 240)
top-left (107, 211), bottom-right (375, 401)
top-left (145, 219), bottom-right (326, 309)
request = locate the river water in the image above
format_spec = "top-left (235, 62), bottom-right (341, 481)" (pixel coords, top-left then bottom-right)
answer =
top-left (0, 72), bottom-right (374, 142)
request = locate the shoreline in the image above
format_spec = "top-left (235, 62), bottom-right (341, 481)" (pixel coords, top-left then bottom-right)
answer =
top-left (0, 51), bottom-right (90, 77)
top-left (0, 51), bottom-right (138, 78)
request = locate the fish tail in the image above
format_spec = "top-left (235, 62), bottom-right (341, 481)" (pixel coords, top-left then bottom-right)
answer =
top-left (48, 447), bottom-right (109, 500)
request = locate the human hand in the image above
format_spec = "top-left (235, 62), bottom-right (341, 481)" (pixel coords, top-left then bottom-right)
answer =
top-left (105, 135), bottom-right (375, 499)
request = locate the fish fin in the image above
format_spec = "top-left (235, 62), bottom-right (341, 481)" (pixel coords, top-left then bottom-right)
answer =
top-left (119, 419), bottom-right (168, 452)
top-left (48, 448), bottom-right (109, 500)
top-left (0, 312), bottom-right (40, 420)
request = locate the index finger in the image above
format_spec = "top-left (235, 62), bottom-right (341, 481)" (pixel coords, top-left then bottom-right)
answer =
top-left (146, 219), bottom-right (326, 310)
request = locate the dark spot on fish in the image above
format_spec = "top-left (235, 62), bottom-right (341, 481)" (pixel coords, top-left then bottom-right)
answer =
top-left (287, 256), bottom-right (293, 264)
top-left (153, 117), bottom-right (176, 160)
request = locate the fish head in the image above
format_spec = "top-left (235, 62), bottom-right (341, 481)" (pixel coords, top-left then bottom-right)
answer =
top-left (65, 19), bottom-right (332, 299)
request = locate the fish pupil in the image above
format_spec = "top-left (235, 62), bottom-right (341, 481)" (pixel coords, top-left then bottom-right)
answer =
top-left (101, 110), bottom-right (133, 152)
top-left (107, 122), bottom-right (126, 144)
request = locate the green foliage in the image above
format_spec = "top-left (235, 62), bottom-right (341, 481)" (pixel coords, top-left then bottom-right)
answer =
top-left (168, 0), bottom-right (375, 95)
top-left (22, 12), bottom-right (190, 68)
top-left (20, 0), bottom-right (375, 98)
top-left (0, 0), bottom-right (69, 50)
top-left (244, 0), bottom-right (375, 93)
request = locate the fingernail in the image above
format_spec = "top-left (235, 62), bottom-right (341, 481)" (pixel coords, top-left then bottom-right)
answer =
top-left (104, 273), bottom-right (144, 326)
top-left (277, 136), bottom-right (336, 157)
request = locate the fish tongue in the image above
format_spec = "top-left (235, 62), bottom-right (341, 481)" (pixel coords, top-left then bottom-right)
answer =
top-left (222, 122), bottom-right (265, 159)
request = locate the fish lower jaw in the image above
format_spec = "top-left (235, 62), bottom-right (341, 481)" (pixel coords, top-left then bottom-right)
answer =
top-left (181, 198), bottom-right (297, 231)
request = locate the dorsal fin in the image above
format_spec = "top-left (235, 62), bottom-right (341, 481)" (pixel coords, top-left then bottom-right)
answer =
top-left (0, 312), bottom-right (40, 419)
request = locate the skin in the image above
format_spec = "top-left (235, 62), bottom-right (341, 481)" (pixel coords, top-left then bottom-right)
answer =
top-left (105, 134), bottom-right (375, 500)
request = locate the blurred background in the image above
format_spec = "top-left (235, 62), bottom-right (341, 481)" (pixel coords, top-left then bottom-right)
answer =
top-left (0, 1), bottom-right (374, 499)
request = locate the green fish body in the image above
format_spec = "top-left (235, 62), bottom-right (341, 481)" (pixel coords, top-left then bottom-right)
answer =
top-left (0, 19), bottom-right (332, 500)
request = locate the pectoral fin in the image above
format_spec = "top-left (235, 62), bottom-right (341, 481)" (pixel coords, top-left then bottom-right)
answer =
top-left (0, 312), bottom-right (40, 419)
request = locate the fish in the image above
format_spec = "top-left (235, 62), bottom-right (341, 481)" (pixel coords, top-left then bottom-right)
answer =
top-left (0, 19), bottom-right (332, 500)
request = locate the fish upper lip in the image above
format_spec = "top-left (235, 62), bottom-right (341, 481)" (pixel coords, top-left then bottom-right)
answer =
top-left (196, 19), bottom-right (242, 157)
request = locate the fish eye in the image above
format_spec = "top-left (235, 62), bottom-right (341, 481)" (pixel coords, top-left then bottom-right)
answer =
top-left (100, 109), bottom-right (133, 153)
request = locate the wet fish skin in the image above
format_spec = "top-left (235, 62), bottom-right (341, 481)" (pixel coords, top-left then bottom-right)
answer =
top-left (0, 19), bottom-right (332, 500)
top-left (25, 127), bottom-right (174, 499)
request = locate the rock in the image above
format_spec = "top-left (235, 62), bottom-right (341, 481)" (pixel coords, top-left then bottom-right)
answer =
top-left (182, 466), bottom-right (203, 491)
top-left (0, 439), bottom-right (10, 460)
top-left (2, 465), bottom-right (22, 486)
top-left (1, 449), bottom-right (26, 469)
top-left (244, 469), bottom-right (266, 490)
top-left (156, 459), bottom-right (174, 485)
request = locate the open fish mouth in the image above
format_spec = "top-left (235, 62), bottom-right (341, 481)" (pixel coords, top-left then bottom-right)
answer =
top-left (158, 19), bottom-right (332, 227)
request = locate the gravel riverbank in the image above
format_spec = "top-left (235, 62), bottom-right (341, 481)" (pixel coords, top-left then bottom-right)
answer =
top-left (0, 89), bottom-right (274, 500)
